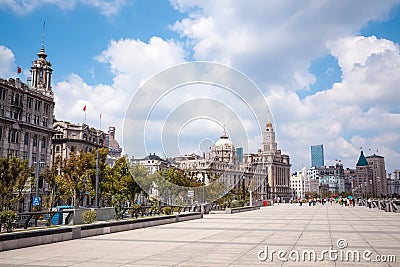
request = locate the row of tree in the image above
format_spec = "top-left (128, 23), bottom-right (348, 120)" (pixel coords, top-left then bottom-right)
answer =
top-left (0, 150), bottom-right (148, 213)
top-left (1, 150), bottom-right (248, 217)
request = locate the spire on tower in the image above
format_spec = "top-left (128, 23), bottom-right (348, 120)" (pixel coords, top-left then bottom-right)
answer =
top-left (38, 21), bottom-right (47, 59)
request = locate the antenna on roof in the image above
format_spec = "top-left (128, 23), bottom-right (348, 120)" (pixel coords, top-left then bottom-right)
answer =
top-left (41, 21), bottom-right (46, 48)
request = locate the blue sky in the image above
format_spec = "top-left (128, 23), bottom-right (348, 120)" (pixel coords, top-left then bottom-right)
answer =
top-left (1, 0), bottom-right (400, 174)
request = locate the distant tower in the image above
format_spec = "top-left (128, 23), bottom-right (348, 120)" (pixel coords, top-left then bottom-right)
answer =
top-left (261, 121), bottom-right (278, 162)
top-left (30, 23), bottom-right (53, 92)
top-left (311, 144), bottom-right (324, 168)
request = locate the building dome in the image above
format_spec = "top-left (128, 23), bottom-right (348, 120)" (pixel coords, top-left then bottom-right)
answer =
top-left (215, 132), bottom-right (233, 147)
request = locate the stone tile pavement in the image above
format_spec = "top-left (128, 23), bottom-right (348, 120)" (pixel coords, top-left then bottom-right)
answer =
top-left (0, 203), bottom-right (399, 266)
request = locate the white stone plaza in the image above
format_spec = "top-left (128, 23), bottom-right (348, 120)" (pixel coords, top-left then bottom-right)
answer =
top-left (0, 204), bottom-right (399, 266)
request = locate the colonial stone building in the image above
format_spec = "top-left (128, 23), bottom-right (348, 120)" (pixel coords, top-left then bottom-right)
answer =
top-left (352, 151), bottom-right (388, 198)
top-left (52, 121), bottom-right (105, 162)
top-left (354, 151), bottom-right (374, 197)
top-left (366, 153), bottom-right (387, 197)
top-left (0, 43), bottom-right (55, 167)
top-left (173, 122), bottom-right (292, 202)
top-left (105, 126), bottom-right (122, 158)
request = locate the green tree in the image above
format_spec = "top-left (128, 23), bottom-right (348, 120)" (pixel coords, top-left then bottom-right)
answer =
top-left (61, 150), bottom-right (95, 208)
top-left (101, 157), bottom-right (146, 219)
top-left (102, 157), bottom-right (129, 218)
top-left (57, 148), bottom-right (108, 208)
top-left (0, 155), bottom-right (32, 211)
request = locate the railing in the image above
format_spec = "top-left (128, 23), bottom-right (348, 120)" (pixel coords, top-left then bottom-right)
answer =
top-left (14, 210), bottom-right (74, 229)
top-left (121, 204), bottom-right (211, 218)
top-left (357, 199), bottom-right (400, 213)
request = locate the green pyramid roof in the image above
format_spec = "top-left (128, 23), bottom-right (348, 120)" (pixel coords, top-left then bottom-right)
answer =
top-left (356, 151), bottom-right (368, 166)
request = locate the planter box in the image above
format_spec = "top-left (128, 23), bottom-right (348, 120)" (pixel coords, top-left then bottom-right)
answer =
top-left (0, 212), bottom-right (202, 252)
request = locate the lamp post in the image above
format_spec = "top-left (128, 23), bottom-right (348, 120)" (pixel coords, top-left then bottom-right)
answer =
top-left (34, 161), bottom-right (45, 197)
top-left (95, 149), bottom-right (99, 208)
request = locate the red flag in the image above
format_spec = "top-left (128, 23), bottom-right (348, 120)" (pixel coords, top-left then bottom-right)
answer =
top-left (17, 67), bottom-right (21, 74)
top-left (100, 113), bottom-right (102, 119)
top-left (83, 105), bottom-right (86, 112)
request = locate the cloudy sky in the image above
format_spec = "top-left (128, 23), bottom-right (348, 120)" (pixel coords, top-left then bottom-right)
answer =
top-left (1, 0), bottom-right (400, 174)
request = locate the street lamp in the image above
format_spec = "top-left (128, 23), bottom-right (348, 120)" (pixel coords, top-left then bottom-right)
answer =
top-left (34, 161), bottom-right (45, 197)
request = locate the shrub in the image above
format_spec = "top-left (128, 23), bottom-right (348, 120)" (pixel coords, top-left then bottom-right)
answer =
top-left (150, 198), bottom-right (161, 215)
top-left (130, 204), bottom-right (142, 218)
top-left (162, 206), bottom-right (172, 215)
top-left (230, 200), bottom-right (240, 208)
top-left (82, 210), bottom-right (97, 224)
top-left (0, 210), bottom-right (18, 232)
top-left (173, 206), bottom-right (182, 214)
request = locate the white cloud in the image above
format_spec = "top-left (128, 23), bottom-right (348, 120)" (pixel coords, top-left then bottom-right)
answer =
top-left (169, 1), bottom-right (400, 172)
top-left (0, 0), bottom-right (125, 16)
top-left (54, 36), bottom-right (186, 151)
top-left (80, 0), bottom-right (127, 17)
top-left (276, 36), bottom-right (400, 172)
top-left (171, 0), bottom-right (399, 89)
top-left (19, 0), bottom-right (400, 173)
top-left (0, 46), bottom-right (15, 78)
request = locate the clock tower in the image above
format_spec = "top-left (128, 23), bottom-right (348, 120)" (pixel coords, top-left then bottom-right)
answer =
top-left (261, 121), bottom-right (277, 161)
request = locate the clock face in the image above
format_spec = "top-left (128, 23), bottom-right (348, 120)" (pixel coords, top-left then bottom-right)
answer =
top-left (264, 133), bottom-right (270, 140)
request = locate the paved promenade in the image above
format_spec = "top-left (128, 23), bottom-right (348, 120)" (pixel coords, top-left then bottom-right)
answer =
top-left (0, 203), bottom-right (399, 266)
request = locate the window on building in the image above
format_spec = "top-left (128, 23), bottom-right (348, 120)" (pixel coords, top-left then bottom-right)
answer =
top-left (23, 152), bottom-right (28, 161)
top-left (0, 88), bottom-right (6, 100)
top-left (32, 153), bottom-right (37, 163)
top-left (34, 115), bottom-right (40, 125)
top-left (24, 133), bottom-right (29, 145)
top-left (33, 135), bottom-right (38, 147)
top-left (54, 131), bottom-right (63, 139)
top-left (13, 110), bottom-right (21, 120)
top-left (8, 129), bottom-right (19, 143)
top-left (44, 103), bottom-right (50, 114)
top-left (42, 117), bottom-right (48, 127)
top-left (34, 100), bottom-right (41, 111)
top-left (55, 145), bottom-right (60, 153)
top-left (39, 70), bottom-right (43, 84)
top-left (27, 97), bottom-right (33, 109)
top-left (26, 113), bottom-right (31, 123)
top-left (41, 136), bottom-right (46, 149)
top-left (0, 127), bottom-right (2, 139)
top-left (11, 92), bottom-right (20, 106)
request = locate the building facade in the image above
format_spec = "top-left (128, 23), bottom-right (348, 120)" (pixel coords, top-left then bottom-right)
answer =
top-left (318, 163), bottom-right (346, 194)
top-left (0, 43), bottom-right (55, 212)
top-left (105, 126), bottom-right (122, 158)
top-left (365, 154), bottom-right (387, 197)
top-left (290, 167), bottom-right (307, 199)
top-left (172, 122), bottom-right (291, 202)
top-left (353, 151), bottom-right (374, 197)
top-left (387, 170), bottom-right (400, 198)
top-left (311, 144), bottom-right (324, 168)
top-left (0, 44), bottom-right (55, 167)
top-left (52, 121), bottom-right (105, 162)
top-left (351, 151), bottom-right (388, 198)
top-left (131, 153), bottom-right (171, 174)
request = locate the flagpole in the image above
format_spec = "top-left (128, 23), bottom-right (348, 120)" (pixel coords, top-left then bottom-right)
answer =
top-left (83, 105), bottom-right (87, 124)
top-left (99, 113), bottom-right (102, 131)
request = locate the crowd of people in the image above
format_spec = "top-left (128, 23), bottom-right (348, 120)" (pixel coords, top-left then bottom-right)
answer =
top-left (295, 196), bottom-right (359, 207)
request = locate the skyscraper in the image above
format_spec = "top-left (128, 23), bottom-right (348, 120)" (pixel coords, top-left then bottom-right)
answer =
top-left (311, 144), bottom-right (324, 168)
